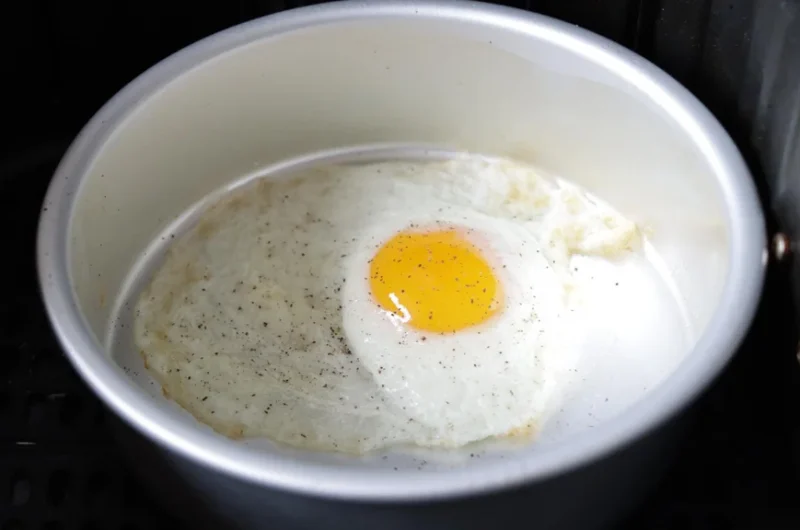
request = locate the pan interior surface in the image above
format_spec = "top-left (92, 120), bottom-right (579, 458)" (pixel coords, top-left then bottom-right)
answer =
top-left (108, 145), bottom-right (693, 471)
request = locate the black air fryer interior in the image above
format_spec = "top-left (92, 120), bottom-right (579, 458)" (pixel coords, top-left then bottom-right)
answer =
top-left (2, 1), bottom-right (800, 528)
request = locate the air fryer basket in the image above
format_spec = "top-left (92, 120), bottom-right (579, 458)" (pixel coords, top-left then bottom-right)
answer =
top-left (2, 1), bottom-right (800, 529)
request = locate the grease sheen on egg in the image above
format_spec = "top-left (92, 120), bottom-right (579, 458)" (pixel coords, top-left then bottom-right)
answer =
top-left (134, 157), bottom-right (640, 454)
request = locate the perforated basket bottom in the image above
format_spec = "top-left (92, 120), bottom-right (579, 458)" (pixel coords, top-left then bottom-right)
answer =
top-left (1, 146), bottom-right (799, 530)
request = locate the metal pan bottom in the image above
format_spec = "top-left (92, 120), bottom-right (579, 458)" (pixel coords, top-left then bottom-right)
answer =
top-left (105, 144), bottom-right (692, 472)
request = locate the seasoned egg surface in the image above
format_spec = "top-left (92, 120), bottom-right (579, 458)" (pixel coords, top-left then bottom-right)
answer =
top-left (134, 157), bottom-right (639, 453)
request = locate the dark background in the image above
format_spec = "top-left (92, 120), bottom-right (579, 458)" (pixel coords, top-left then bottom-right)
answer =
top-left (2, 1), bottom-right (800, 528)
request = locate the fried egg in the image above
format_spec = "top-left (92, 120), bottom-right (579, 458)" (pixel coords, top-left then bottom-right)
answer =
top-left (133, 156), bottom-right (639, 453)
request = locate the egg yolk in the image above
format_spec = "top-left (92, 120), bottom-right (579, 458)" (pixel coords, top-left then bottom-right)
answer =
top-left (369, 228), bottom-right (502, 333)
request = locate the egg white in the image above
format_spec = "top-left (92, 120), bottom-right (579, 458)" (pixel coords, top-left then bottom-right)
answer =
top-left (133, 157), bottom-right (639, 454)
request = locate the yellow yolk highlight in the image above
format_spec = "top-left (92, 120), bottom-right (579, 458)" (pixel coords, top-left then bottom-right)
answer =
top-left (369, 228), bottom-right (502, 333)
